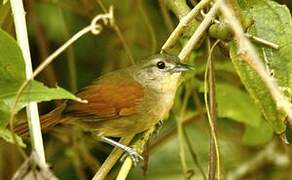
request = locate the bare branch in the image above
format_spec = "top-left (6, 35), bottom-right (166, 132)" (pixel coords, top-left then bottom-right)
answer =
top-left (178, 1), bottom-right (220, 61)
top-left (161, 0), bottom-right (212, 53)
top-left (10, 0), bottom-right (46, 163)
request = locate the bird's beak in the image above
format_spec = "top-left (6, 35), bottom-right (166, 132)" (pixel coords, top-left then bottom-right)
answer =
top-left (173, 63), bottom-right (194, 73)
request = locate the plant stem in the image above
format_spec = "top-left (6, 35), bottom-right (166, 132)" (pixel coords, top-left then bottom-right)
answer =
top-left (161, 0), bottom-right (211, 53)
top-left (178, 1), bottom-right (220, 61)
top-left (207, 39), bottom-right (219, 180)
top-left (92, 136), bottom-right (134, 180)
top-left (204, 40), bottom-right (221, 180)
top-left (116, 157), bottom-right (133, 180)
top-left (115, 126), bottom-right (157, 179)
top-left (244, 33), bottom-right (279, 49)
top-left (10, 0), bottom-right (46, 163)
top-left (165, 0), bottom-right (191, 19)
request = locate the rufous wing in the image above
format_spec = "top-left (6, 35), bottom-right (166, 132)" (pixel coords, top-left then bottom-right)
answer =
top-left (63, 75), bottom-right (144, 121)
top-left (14, 105), bottom-right (66, 136)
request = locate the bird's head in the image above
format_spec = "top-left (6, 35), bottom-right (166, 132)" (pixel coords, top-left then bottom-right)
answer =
top-left (133, 54), bottom-right (192, 92)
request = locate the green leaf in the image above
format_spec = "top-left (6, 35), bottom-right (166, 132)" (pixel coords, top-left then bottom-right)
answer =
top-left (242, 119), bottom-right (274, 146)
top-left (230, 44), bottom-right (286, 133)
top-left (0, 28), bottom-right (79, 143)
top-left (230, 0), bottom-right (292, 133)
top-left (238, 0), bottom-right (292, 91)
top-left (0, 80), bottom-right (78, 118)
top-left (0, 101), bottom-right (10, 127)
top-left (0, 128), bottom-right (26, 147)
top-left (0, 29), bottom-right (25, 81)
top-left (216, 83), bottom-right (262, 127)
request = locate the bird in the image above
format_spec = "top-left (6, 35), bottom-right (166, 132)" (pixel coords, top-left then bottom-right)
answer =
top-left (15, 53), bottom-right (192, 163)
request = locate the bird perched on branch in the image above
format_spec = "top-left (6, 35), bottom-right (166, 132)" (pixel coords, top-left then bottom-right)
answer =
top-left (15, 53), bottom-right (192, 163)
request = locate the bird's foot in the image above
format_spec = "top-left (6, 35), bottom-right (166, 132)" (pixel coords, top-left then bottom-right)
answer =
top-left (121, 147), bottom-right (143, 166)
top-left (99, 136), bottom-right (143, 165)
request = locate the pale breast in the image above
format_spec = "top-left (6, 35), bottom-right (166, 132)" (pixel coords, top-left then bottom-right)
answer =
top-left (157, 91), bottom-right (176, 118)
top-left (140, 89), bottom-right (176, 126)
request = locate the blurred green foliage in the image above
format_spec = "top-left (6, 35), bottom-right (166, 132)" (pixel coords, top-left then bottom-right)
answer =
top-left (0, 0), bottom-right (291, 180)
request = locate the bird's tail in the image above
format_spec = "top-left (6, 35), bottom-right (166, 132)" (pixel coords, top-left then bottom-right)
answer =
top-left (14, 106), bottom-right (66, 137)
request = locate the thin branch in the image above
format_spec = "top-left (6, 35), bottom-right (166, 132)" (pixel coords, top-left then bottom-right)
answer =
top-left (165, 0), bottom-right (191, 20)
top-left (116, 157), bottom-right (133, 180)
top-left (218, 0), bottom-right (292, 126)
top-left (207, 39), bottom-right (219, 180)
top-left (204, 40), bottom-right (221, 180)
top-left (178, 1), bottom-right (220, 61)
top-left (244, 33), bottom-right (279, 49)
top-left (92, 136), bottom-right (134, 180)
top-left (116, 126), bottom-right (157, 179)
top-left (161, 0), bottom-right (212, 53)
top-left (10, 0), bottom-right (46, 163)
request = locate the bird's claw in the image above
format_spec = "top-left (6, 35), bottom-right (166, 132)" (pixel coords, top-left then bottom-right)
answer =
top-left (128, 149), bottom-right (143, 166)
top-left (121, 147), bottom-right (143, 166)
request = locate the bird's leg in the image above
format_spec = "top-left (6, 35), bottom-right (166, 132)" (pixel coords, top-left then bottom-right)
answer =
top-left (99, 136), bottom-right (143, 165)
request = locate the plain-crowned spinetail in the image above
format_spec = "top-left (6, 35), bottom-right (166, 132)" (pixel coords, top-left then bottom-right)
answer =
top-left (15, 53), bottom-right (192, 163)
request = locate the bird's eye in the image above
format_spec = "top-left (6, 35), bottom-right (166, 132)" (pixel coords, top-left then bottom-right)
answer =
top-left (156, 61), bottom-right (166, 69)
